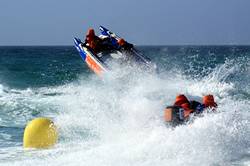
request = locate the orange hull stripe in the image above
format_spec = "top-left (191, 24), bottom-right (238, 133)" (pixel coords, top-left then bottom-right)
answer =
top-left (85, 55), bottom-right (103, 76)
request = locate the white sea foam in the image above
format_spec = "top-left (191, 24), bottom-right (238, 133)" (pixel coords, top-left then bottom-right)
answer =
top-left (1, 61), bottom-right (249, 166)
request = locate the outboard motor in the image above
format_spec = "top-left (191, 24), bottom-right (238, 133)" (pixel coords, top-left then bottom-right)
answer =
top-left (164, 106), bottom-right (185, 126)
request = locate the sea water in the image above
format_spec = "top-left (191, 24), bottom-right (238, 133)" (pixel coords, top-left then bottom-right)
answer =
top-left (0, 46), bottom-right (249, 166)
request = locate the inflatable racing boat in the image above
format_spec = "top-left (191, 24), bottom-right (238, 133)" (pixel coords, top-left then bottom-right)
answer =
top-left (74, 26), bottom-right (157, 76)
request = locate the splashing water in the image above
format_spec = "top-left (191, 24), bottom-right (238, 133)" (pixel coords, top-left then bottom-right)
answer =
top-left (0, 46), bottom-right (249, 166)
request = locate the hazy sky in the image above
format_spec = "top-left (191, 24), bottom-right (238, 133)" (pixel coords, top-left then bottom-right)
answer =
top-left (0, 0), bottom-right (250, 45)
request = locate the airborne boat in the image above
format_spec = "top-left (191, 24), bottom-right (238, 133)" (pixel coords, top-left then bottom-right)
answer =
top-left (74, 26), bottom-right (157, 76)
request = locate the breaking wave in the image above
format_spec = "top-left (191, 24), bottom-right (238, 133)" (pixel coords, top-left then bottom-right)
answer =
top-left (1, 55), bottom-right (249, 166)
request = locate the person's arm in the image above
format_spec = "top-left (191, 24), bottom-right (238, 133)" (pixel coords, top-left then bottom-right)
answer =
top-left (126, 42), bottom-right (134, 49)
top-left (81, 40), bottom-right (88, 47)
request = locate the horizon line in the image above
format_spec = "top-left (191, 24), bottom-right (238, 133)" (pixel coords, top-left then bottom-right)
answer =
top-left (1, 44), bottom-right (250, 47)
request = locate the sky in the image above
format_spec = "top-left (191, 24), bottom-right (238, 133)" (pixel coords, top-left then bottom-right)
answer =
top-left (0, 0), bottom-right (250, 45)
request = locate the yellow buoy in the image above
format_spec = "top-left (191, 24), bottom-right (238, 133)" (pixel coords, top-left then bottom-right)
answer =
top-left (23, 117), bottom-right (58, 148)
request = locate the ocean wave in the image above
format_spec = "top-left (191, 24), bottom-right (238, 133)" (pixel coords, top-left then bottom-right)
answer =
top-left (0, 47), bottom-right (249, 165)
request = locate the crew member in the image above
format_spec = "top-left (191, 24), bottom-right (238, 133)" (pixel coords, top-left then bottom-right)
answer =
top-left (84, 28), bottom-right (114, 54)
top-left (173, 94), bottom-right (217, 118)
top-left (117, 38), bottom-right (133, 51)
